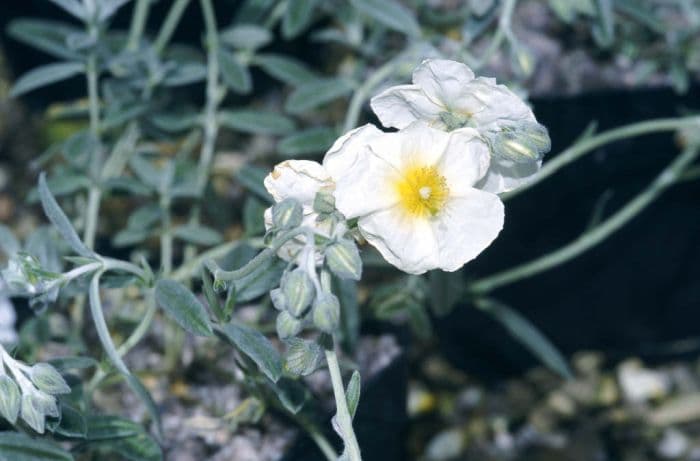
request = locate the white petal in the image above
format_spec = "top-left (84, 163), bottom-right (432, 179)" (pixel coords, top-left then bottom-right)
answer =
top-left (324, 125), bottom-right (398, 218)
top-left (370, 84), bottom-right (444, 130)
top-left (437, 128), bottom-right (491, 194)
top-left (412, 59), bottom-right (477, 110)
top-left (476, 157), bottom-right (542, 194)
top-left (461, 78), bottom-right (536, 129)
top-left (366, 122), bottom-right (452, 169)
top-left (358, 207), bottom-right (440, 275)
top-left (264, 160), bottom-right (333, 204)
top-left (431, 189), bottom-right (504, 272)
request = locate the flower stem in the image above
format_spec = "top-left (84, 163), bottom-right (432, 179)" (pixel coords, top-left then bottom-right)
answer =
top-left (470, 145), bottom-right (700, 294)
top-left (83, 51), bottom-right (102, 249)
top-left (503, 116), bottom-right (700, 201)
top-left (325, 345), bottom-right (362, 461)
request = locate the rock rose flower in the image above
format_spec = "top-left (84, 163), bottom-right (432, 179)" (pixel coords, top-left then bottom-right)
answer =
top-left (323, 123), bottom-right (504, 275)
top-left (370, 58), bottom-right (550, 193)
top-left (263, 160), bottom-right (335, 262)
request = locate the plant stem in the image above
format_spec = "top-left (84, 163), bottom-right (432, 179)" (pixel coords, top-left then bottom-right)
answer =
top-left (470, 146), bottom-right (700, 294)
top-left (343, 60), bottom-right (398, 133)
top-left (325, 346), bottom-right (362, 461)
top-left (127, 0), bottom-right (151, 51)
top-left (172, 241), bottom-right (240, 281)
top-left (83, 51), bottom-right (102, 249)
top-left (503, 116), bottom-right (700, 201)
top-left (153, 0), bottom-right (191, 56)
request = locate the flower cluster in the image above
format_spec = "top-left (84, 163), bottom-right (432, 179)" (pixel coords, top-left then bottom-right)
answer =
top-left (264, 59), bottom-right (550, 275)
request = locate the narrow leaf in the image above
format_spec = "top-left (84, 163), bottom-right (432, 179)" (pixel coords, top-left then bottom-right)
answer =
top-left (47, 0), bottom-right (87, 21)
top-left (285, 78), bottom-right (353, 114)
top-left (38, 173), bottom-right (93, 257)
top-left (219, 110), bottom-right (296, 136)
top-left (235, 165), bottom-right (274, 202)
top-left (6, 19), bottom-right (81, 60)
top-left (278, 127), bottom-right (337, 157)
top-left (10, 62), bottom-right (84, 98)
top-left (218, 49), bottom-right (252, 94)
top-left (217, 322), bottom-right (283, 382)
top-left (173, 224), bottom-right (223, 246)
top-left (155, 279), bottom-right (214, 337)
top-left (346, 370), bottom-right (361, 419)
top-left (0, 431), bottom-right (74, 461)
top-left (283, 0), bottom-right (318, 38)
top-left (350, 0), bottom-right (421, 37)
top-left (253, 53), bottom-right (319, 86)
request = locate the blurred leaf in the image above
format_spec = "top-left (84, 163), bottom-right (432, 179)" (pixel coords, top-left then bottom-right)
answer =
top-left (285, 78), bottom-right (353, 114)
top-left (86, 416), bottom-right (141, 441)
top-left (113, 227), bottom-right (150, 248)
top-left (220, 24), bottom-right (272, 50)
top-left (272, 378), bottom-right (308, 414)
top-left (350, 0), bottom-right (421, 37)
top-left (236, 256), bottom-right (285, 302)
top-left (235, 164), bottom-right (274, 202)
top-left (48, 356), bottom-right (98, 371)
top-left (173, 224), bottom-right (223, 246)
top-left (62, 130), bottom-right (99, 167)
top-left (48, 402), bottom-right (86, 439)
top-left (102, 177), bottom-right (152, 196)
top-left (47, 0), bottom-right (87, 21)
top-left (162, 62), bottom-right (207, 86)
top-left (28, 173), bottom-right (90, 202)
top-left (334, 277), bottom-right (360, 352)
top-left (219, 110), bottom-right (296, 135)
top-left (475, 297), bottom-right (572, 379)
top-left (346, 370), bottom-right (361, 419)
top-left (98, 433), bottom-right (162, 461)
top-left (149, 112), bottom-right (200, 133)
top-left (0, 431), bottom-right (74, 460)
top-left (253, 53), bottom-right (319, 86)
top-left (0, 224), bottom-right (20, 257)
top-left (243, 196), bottom-right (267, 237)
top-left (127, 204), bottom-right (161, 230)
top-left (278, 127), bottom-right (337, 157)
top-left (218, 49), bottom-right (252, 94)
top-left (217, 322), bottom-right (283, 383)
top-left (155, 279), bottom-right (214, 337)
top-left (86, 416), bottom-right (162, 461)
top-left (38, 173), bottom-right (93, 257)
top-left (591, 0), bottom-right (614, 48)
top-left (6, 19), bottom-right (82, 60)
top-left (0, 376), bottom-right (20, 424)
top-left (129, 154), bottom-right (162, 190)
top-left (283, 0), bottom-right (318, 38)
top-left (97, 0), bottom-right (133, 21)
top-left (429, 271), bottom-right (464, 316)
top-left (10, 62), bottom-right (84, 98)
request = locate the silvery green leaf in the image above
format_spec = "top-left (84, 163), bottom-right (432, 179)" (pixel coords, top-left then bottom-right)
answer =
top-left (10, 62), bottom-right (84, 98)
top-left (162, 62), bottom-right (207, 86)
top-left (100, 123), bottom-right (139, 180)
top-left (283, 0), bottom-right (318, 38)
top-left (284, 337), bottom-right (324, 376)
top-left (313, 191), bottom-right (335, 214)
top-left (113, 227), bottom-right (151, 248)
top-left (0, 224), bottom-right (20, 257)
top-left (103, 177), bottom-right (152, 196)
top-left (155, 279), bottom-right (214, 337)
top-left (350, 0), bottom-right (421, 37)
top-left (270, 288), bottom-right (287, 312)
top-left (0, 375), bottom-right (21, 424)
top-left (47, 0), bottom-right (87, 21)
top-left (346, 370), bottom-right (361, 419)
top-left (272, 378), bottom-right (308, 414)
top-left (0, 431), bottom-right (74, 460)
top-left (220, 24), bottom-right (272, 50)
top-left (173, 225), bottom-right (223, 246)
top-left (97, 0), bottom-right (133, 21)
top-left (272, 198), bottom-right (303, 230)
top-left (38, 173), bottom-right (93, 258)
top-left (335, 277), bottom-right (360, 352)
top-left (235, 165), bottom-right (274, 202)
top-left (476, 298), bottom-right (572, 379)
top-left (86, 416), bottom-right (162, 460)
top-left (312, 292), bottom-right (340, 333)
top-left (276, 311), bottom-right (304, 339)
top-left (27, 174), bottom-right (90, 202)
top-left (101, 432), bottom-right (162, 461)
top-left (325, 239), bottom-right (362, 281)
top-left (149, 112), bottom-right (200, 133)
top-left (21, 393), bottom-right (54, 433)
top-left (127, 204), bottom-right (161, 230)
top-left (285, 78), bottom-right (353, 114)
top-left (429, 271), bottom-right (463, 316)
top-left (48, 356), bottom-right (98, 371)
top-left (86, 415), bottom-right (142, 441)
top-left (591, 0), bottom-right (614, 48)
top-left (243, 196), bottom-right (266, 237)
top-left (217, 322), bottom-right (283, 383)
top-left (48, 402), bottom-right (86, 439)
top-left (236, 258), bottom-right (285, 303)
top-left (219, 110), bottom-right (296, 136)
top-left (129, 154), bottom-right (162, 190)
top-left (30, 363), bottom-right (71, 395)
top-left (6, 19), bottom-right (82, 60)
top-left (218, 49), bottom-right (252, 94)
top-left (253, 53), bottom-right (319, 86)
top-left (469, 0), bottom-right (494, 16)
top-left (282, 269), bottom-right (315, 318)
top-left (62, 130), bottom-right (99, 166)
top-left (278, 127), bottom-right (338, 157)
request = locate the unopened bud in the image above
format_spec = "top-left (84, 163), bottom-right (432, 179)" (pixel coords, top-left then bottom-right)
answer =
top-left (281, 269), bottom-right (315, 318)
top-left (276, 311), bottom-right (304, 339)
top-left (312, 292), bottom-right (340, 334)
top-left (0, 375), bottom-right (20, 424)
top-left (272, 198), bottom-right (303, 230)
top-left (1, 253), bottom-right (59, 296)
top-left (29, 363), bottom-right (71, 395)
top-left (270, 288), bottom-right (287, 311)
top-left (489, 121), bottom-right (551, 163)
top-left (325, 239), bottom-right (362, 281)
top-left (284, 337), bottom-right (324, 377)
top-left (313, 190), bottom-right (336, 214)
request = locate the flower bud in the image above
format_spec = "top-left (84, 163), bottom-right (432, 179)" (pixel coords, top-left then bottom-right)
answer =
top-left (276, 311), bottom-right (304, 339)
top-left (1, 253), bottom-right (59, 297)
top-left (325, 239), bottom-right (362, 281)
top-left (488, 121), bottom-right (551, 163)
top-left (313, 190), bottom-right (336, 214)
top-left (281, 269), bottom-right (315, 318)
top-left (284, 337), bottom-right (324, 377)
top-left (272, 198), bottom-right (303, 230)
top-left (439, 111), bottom-right (470, 132)
top-left (29, 363), bottom-right (71, 395)
top-left (270, 288), bottom-right (287, 311)
top-left (0, 375), bottom-right (20, 424)
top-left (312, 292), bottom-right (340, 334)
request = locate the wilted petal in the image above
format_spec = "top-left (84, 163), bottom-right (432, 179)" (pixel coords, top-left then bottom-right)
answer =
top-left (264, 160), bottom-right (333, 204)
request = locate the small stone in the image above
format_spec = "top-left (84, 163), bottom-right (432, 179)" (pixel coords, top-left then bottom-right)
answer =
top-left (656, 428), bottom-right (689, 459)
top-left (425, 428), bottom-right (465, 461)
top-left (618, 359), bottom-right (670, 403)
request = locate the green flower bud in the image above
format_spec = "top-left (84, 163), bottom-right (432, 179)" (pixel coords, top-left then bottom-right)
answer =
top-left (281, 269), bottom-right (315, 318)
top-left (325, 239), bottom-right (362, 281)
top-left (312, 292), bottom-right (340, 334)
top-left (276, 311), bottom-right (304, 339)
top-left (439, 111), bottom-right (470, 131)
top-left (1, 253), bottom-right (60, 297)
top-left (284, 337), bottom-right (324, 377)
top-left (270, 288), bottom-right (287, 311)
top-left (313, 190), bottom-right (336, 214)
top-left (29, 363), bottom-right (71, 395)
top-left (272, 198), bottom-right (303, 230)
top-left (488, 121), bottom-right (551, 163)
top-left (0, 375), bottom-right (20, 424)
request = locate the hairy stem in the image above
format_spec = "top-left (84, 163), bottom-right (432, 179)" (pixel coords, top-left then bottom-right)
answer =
top-left (153, 0), bottom-right (191, 56)
top-left (325, 346), bottom-right (362, 461)
top-left (127, 0), bottom-right (151, 51)
top-left (471, 145), bottom-right (700, 294)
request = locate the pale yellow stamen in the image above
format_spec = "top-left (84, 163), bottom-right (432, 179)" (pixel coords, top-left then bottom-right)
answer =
top-left (394, 165), bottom-right (449, 217)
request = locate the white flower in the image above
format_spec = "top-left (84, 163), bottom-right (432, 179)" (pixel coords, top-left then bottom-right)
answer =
top-left (370, 58), bottom-right (549, 193)
top-left (263, 160), bottom-right (336, 262)
top-left (323, 123), bottom-right (504, 275)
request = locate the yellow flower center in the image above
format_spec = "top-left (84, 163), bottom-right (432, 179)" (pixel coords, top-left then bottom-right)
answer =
top-left (394, 165), bottom-right (449, 217)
